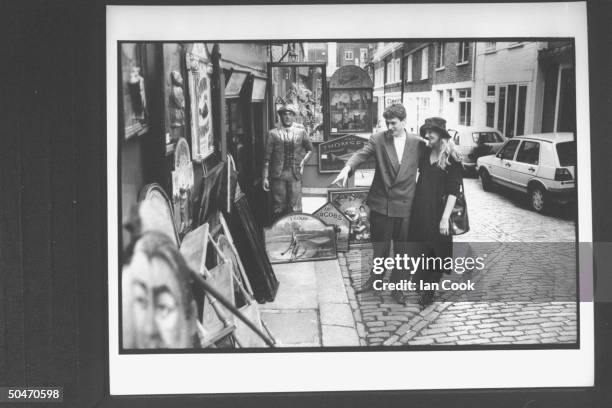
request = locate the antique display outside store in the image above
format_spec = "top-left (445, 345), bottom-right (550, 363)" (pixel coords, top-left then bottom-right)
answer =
top-left (269, 63), bottom-right (326, 142)
top-left (264, 213), bottom-right (337, 264)
top-left (327, 188), bottom-right (371, 247)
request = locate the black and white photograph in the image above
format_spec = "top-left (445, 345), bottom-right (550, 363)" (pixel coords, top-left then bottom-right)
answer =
top-left (106, 2), bottom-right (594, 396)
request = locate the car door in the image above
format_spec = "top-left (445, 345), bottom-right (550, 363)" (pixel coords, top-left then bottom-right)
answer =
top-left (488, 139), bottom-right (520, 186)
top-left (511, 140), bottom-right (540, 191)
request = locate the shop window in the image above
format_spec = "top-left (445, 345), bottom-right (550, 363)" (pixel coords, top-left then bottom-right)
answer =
top-left (458, 42), bottom-right (470, 64)
top-left (330, 89), bottom-right (373, 133)
top-left (269, 63), bottom-right (325, 142)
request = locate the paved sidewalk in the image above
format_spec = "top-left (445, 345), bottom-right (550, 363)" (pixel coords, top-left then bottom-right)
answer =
top-left (260, 259), bottom-right (361, 347)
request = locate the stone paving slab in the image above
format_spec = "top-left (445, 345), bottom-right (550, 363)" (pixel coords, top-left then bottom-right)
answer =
top-left (261, 310), bottom-right (320, 347)
top-left (262, 262), bottom-right (318, 310)
top-left (261, 258), bottom-right (359, 347)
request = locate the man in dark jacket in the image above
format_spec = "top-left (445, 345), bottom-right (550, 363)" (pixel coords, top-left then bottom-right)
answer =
top-left (332, 104), bottom-right (424, 303)
top-left (263, 104), bottom-right (313, 219)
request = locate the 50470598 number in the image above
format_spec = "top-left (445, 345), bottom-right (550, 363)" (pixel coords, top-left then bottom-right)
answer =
top-left (1, 387), bottom-right (62, 403)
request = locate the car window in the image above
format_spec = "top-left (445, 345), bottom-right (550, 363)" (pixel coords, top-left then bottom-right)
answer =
top-left (476, 132), bottom-right (504, 144)
top-left (498, 139), bottom-right (520, 160)
top-left (556, 141), bottom-right (576, 166)
top-left (515, 141), bottom-right (540, 165)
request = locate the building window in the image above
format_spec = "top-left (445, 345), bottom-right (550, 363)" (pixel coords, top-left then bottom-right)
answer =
top-left (406, 55), bottom-right (413, 82)
top-left (486, 102), bottom-right (495, 128)
top-left (458, 42), bottom-right (470, 64)
top-left (457, 88), bottom-right (471, 126)
top-left (421, 47), bottom-right (429, 79)
top-left (345, 50), bottom-right (354, 61)
top-left (360, 48), bottom-right (368, 66)
top-left (394, 58), bottom-right (401, 82)
top-left (497, 84), bottom-right (528, 137)
top-left (435, 43), bottom-right (445, 69)
top-left (386, 59), bottom-right (393, 84)
top-left (485, 42), bottom-right (497, 52)
top-left (438, 90), bottom-right (444, 115)
top-left (487, 85), bottom-right (496, 97)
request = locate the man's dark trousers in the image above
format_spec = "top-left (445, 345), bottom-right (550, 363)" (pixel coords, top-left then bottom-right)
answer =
top-left (369, 210), bottom-right (410, 285)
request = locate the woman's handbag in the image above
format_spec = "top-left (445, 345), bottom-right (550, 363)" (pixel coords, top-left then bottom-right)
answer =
top-left (449, 179), bottom-right (470, 235)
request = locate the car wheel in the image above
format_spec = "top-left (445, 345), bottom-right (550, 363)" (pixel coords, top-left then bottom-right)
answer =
top-left (479, 169), bottom-right (492, 192)
top-left (529, 185), bottom-right (547, 213)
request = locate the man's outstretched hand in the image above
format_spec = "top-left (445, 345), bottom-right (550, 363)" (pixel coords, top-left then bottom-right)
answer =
top-left (331, 166), bottom-right (351, 187)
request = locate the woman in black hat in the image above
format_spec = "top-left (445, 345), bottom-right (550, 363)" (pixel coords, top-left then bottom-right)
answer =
top-left (408, 117), bottom-right (463, 308)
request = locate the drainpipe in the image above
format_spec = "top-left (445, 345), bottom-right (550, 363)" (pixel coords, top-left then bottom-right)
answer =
top-left (400, 45), bottom-right (405, 103)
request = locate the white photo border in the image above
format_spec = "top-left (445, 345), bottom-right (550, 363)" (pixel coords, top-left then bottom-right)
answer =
top-left (107, 2), bottom-right (593, 395)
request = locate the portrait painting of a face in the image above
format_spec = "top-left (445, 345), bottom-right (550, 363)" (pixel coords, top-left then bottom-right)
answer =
top-left (122, 232), bottom-right (198, 349)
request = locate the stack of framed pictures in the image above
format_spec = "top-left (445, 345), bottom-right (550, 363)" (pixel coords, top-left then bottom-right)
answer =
top-left (229, 195), bottom-right (279, 303)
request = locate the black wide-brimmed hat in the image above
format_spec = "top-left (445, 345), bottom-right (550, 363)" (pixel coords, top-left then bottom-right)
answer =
top-left (420, 117), bottom-right (451, 139)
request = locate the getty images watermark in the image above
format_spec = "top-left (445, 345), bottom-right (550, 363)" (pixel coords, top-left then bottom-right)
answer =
top-left (370, 254), bottom-right (487, 292)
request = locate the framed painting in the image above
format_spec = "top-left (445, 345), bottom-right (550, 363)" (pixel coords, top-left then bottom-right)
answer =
top-left (264, 213), bottom-right (337, 264)
top-left (186, 43), bottom-right (215, 161)
top-left (312, 202), bottom-right (350, 252)
top-left (327, 188), bottom-right (371, 247)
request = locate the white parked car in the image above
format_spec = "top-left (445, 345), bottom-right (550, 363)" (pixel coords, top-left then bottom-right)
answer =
top-left (476, 133), bottom-right (576, 213)
top-left (450, 128), bottom-right (506, 174)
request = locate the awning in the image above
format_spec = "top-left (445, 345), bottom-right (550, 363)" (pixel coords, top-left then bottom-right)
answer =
top-left (225, 71), bottom-right (248, 98)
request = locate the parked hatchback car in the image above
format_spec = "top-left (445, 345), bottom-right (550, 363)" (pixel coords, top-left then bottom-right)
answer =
top-left (476, 133), bottom-right (576, 213)
top-left (450, 128), bottom-right (506, 174)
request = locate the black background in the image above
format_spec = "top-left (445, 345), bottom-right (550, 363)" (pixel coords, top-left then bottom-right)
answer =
top-left (1, 0), bottom-right (611, 407)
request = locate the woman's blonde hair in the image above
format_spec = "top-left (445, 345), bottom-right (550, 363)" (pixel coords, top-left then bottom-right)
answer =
top-left (434, 137), bottom-right (462, 170)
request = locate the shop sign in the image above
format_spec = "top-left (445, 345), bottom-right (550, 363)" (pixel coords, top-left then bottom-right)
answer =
top-left (318, 134), bottom-right (375, 173)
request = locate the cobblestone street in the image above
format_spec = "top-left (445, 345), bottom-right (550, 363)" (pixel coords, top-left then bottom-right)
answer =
top-left (341, 176), bottom-right (578, 347)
